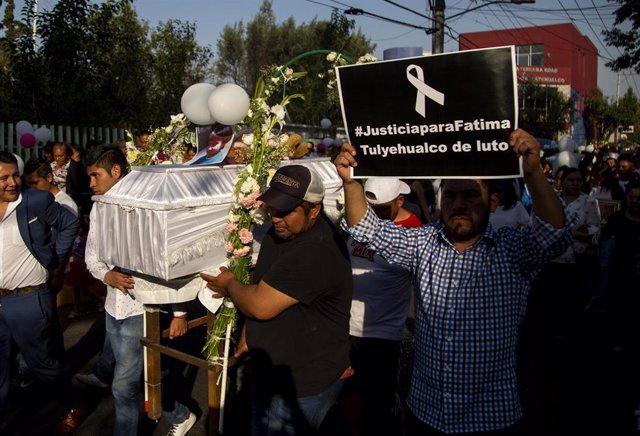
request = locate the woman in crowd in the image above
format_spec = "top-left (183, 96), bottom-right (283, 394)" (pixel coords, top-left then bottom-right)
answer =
top-left (489, 178), bottom-right (530, 230)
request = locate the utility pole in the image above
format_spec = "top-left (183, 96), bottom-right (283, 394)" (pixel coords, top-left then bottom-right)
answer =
top-left (615, 71), bottom-right (621, 145)
top-left (431, 1), bottom-right (535, 55)
top-left (432, 0), bottom-right (445, 54)
top-left (32, 0), bottom-right (39, 51)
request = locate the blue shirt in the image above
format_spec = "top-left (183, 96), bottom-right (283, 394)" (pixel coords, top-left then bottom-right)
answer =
top-left (344, 207), bottom-right (572, 433)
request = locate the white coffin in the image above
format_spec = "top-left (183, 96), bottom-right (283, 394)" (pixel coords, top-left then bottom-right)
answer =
top-left (91, 158), bottom-right (343, 303)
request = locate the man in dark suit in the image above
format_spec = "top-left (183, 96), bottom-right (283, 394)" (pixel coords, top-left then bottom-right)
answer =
top-left (0, 151), bottom-right (84, 434)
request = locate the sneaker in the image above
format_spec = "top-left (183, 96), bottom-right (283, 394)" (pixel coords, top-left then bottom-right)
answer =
top-left (74, 372), bottom-right (109, 388)
top-left (167, 412), bottom-right (196, 436)
top-left (18, 373), bottom-right (36, 389)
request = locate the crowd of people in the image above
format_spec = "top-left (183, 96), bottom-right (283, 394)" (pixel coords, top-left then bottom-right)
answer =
top-left (0, 129), bottom-right (639, 436)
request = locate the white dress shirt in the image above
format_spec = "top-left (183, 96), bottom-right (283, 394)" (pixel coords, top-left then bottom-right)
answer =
top-left (54, 190), bottom-right (79, 216)
top-left (85, 207), bottom-right (143, 320)
top-left (0, 194), bottom-right (48, 289)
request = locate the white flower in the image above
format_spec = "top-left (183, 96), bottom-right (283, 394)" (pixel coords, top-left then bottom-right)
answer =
top-left (165, 126), bottom-right (172, 133)
top-left (326, 52), bottom-right (337, 62)
top-left (266, 168), bottom-right (277, 185)
top-left (228, 209), bottom-right (240, 223)
top-left (284, 67), bottom-right (293, 77)
top-left (240, 177), bottom-right (260, 195)
top-left (245, 165), bottom-right (253, 175)
top-left (261, 121), bottom-right (271, 134)
top-left (242, 133), bottom-right (254, 146)
top-left (170, 113), bottom-right (186, 125)
top-left (271, 104), bottom-right (286, 122)
top-left (252, 207), bottom-right (267, 225)
top-left (278, 133), bottom-right (289, 145)
top-left (358, 53), bottom-right (378, 64)
top-left (271, 76), bottom-right (280, 84)
top-left (260, 101), bottom-right (270, 114)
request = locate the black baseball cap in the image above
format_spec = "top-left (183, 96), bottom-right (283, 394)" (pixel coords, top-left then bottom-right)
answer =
top-left (258, 165), bottom-right (325, 212)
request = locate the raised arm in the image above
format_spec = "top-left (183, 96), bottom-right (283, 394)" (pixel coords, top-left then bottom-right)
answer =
top-left (334, 143), bottom-right (368, 226)
top-left (510, 129), bottom-right (565, 228)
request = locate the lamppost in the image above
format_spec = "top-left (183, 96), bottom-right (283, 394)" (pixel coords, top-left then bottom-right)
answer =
top-left (432, 0), bottom-right (536, 54)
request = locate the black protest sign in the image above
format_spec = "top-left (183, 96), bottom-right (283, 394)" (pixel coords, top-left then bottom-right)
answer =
top-left (336, 46), bottom-right (520, 179)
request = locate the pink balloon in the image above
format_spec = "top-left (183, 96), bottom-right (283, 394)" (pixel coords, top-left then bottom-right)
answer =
top-left (20, 133), bottom-right (36, 148)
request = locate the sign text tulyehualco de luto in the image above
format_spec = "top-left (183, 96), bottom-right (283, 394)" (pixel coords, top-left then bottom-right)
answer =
top-left (336, 46), bottom-right (521, 179)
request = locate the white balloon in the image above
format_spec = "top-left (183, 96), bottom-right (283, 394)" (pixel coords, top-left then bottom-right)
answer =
top-left (181, 83), bottom-right (216, 125)
top-left (207, 84), bottom-right (250, 126)
top-left (34, 127), bottom-right (52, 143)
top-left (15, 120), bottom-right (33, 136)
top-left (549, 150), bottom-right (580, 174)
top-left (320, 118), bottom-right (332, 130)
top-left (557, 135), bottom-right (576, 153)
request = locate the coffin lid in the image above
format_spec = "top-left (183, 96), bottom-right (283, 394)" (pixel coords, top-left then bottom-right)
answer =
top-left (93, 158), bottom-right (342, 211)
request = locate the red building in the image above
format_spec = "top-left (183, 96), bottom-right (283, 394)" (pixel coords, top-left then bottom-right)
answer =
top-left (459, 23), bottom-right (598, 144)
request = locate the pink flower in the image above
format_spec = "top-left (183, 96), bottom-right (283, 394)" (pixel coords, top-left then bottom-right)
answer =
top-left (224, 242), bottom-right (234, 253)
top-left (233, 246), bottom-right (251, 257)
top-left (239, 192), bottom-right (261, 209)
top-left (238, 228), bottom-right (253, 244)
top-left (225, 223), bottom-right (238, 233)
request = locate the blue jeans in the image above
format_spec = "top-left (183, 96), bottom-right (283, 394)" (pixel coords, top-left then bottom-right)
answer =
top-left (93, 333), bottom-right (116, 384)
top-left (252, 379), bottom-right (344, 436)
top-left (106, 312), bottom-right (144, 436)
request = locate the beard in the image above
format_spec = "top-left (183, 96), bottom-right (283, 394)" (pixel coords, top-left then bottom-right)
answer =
top-left (444, 209), bottom-right (490, 242)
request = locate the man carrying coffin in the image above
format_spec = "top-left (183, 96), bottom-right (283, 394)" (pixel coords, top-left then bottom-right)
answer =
top-left (202, 165), bottom-right (352, 435)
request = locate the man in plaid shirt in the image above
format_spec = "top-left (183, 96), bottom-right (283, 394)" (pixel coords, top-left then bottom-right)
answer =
top-left (335, 129), bottom-right (572, 435)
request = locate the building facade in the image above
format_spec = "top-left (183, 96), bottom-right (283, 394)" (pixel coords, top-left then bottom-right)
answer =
top-left (459, 23), bottom-right (598, 145)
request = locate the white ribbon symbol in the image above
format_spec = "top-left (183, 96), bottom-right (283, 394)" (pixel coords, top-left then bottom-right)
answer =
top-left (406, 64), bottom-right (445, 118)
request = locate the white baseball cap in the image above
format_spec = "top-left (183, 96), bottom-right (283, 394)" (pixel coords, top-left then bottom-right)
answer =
top-left (364, 178), bottom-right (410, 205)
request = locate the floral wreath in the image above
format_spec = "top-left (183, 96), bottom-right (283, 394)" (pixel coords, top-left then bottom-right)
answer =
top-left (126, 113), bottom-right (195, 167)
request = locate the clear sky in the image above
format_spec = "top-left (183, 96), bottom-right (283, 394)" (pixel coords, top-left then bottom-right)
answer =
top-left (13, 0), bottom-right (640, 98)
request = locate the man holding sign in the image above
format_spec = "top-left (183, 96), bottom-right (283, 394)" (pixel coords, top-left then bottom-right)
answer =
top-left (335, 129), bottom-right (572, 434)
top-left (336, 46), bottom-right (521, 179)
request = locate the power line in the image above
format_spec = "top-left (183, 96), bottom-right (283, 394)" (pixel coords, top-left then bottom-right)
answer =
top-left (304, 0), bottom-right (344, 12)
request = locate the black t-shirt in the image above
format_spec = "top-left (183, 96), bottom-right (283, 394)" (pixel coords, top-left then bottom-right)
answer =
top-left (246, 216), bottom-right (352, 397)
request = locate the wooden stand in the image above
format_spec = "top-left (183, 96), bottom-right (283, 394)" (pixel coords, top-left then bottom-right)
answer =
top-left (141, 308), bottom-right (223, 436)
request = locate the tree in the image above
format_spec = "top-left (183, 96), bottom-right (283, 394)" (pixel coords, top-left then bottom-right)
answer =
top-left (518, 78), bottom-right (575, 139)
top-left (602, 0), bottom-right (640, 73)
top-left (37, 0), bottom-right (96, 124)
top-left (584, 87), bottom-right (616, 144)
top-left (86, 0), bottom-right (151, 127)
top-left (146, 19), bottom-right (213, 127)
top-left (1, 0), bottom-right (212, 130)
top-left (215, 1), bottom-right (374, 126)
top-left (0, 0), bottom-right (19, 118)
top-left (215, 21), bottom-right (246, 85)
top-left (612, 87), bottom-right (640, 147)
